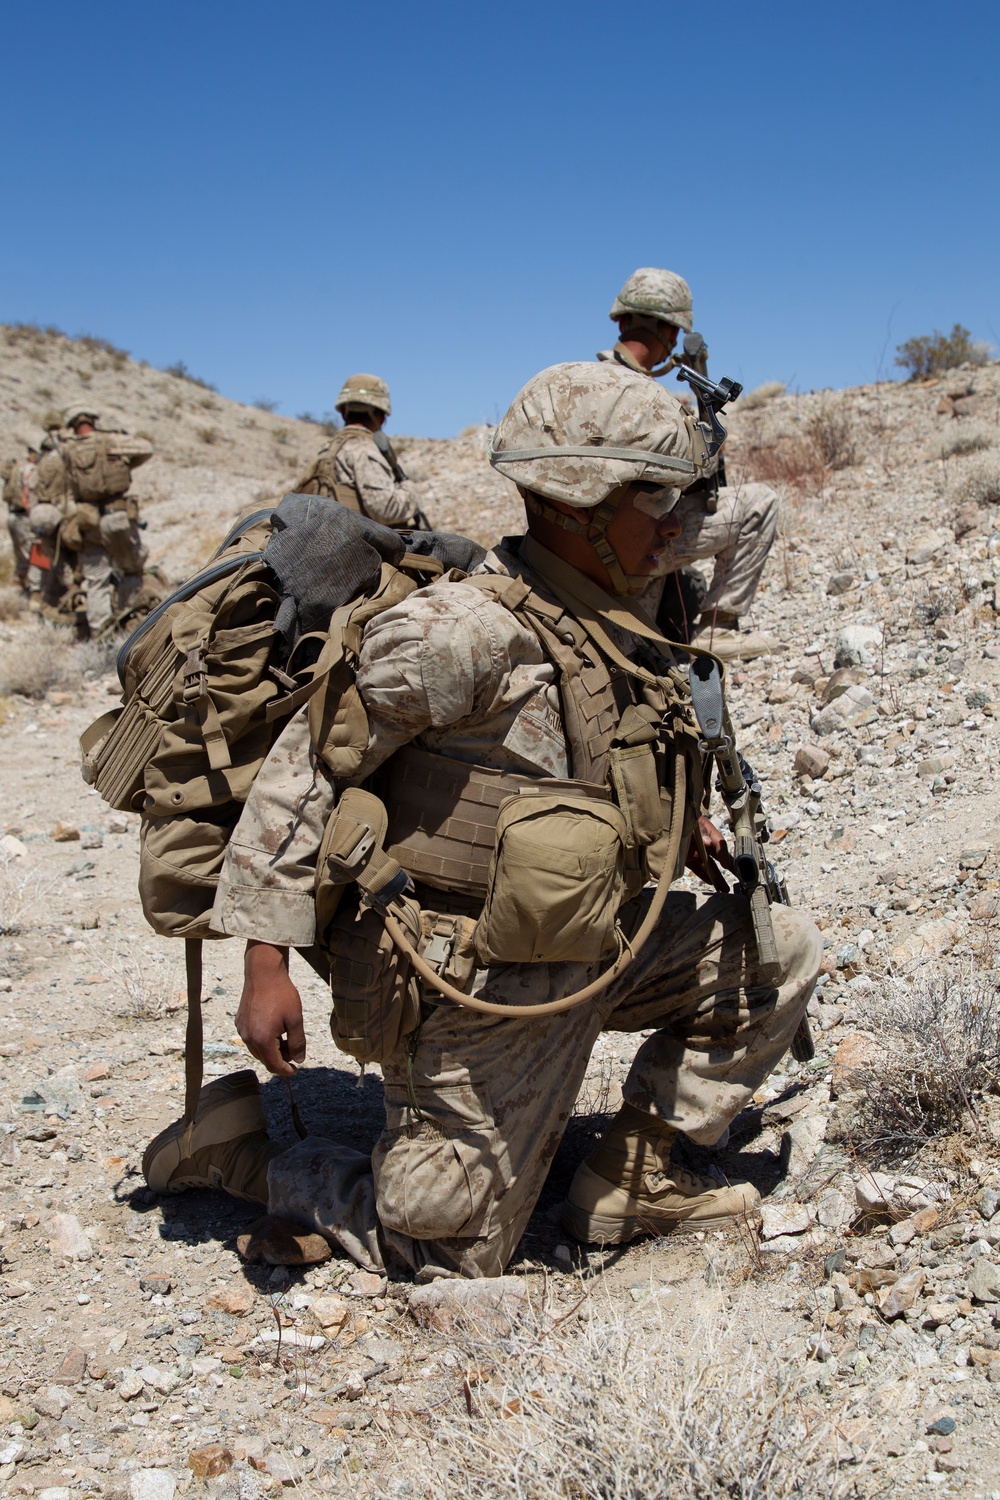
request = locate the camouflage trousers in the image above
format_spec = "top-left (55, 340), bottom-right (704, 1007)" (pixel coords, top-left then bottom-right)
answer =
top-left (80, 512), bottom-right (148, 632)
top-left (267, 888), bottom-right (821, 1279)
top-left (650, 480), bottom-right (779, 620)
top-left (6, 509), bottom-right (32, 584)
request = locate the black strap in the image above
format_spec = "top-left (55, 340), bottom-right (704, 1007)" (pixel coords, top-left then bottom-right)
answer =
top-left (182, 938), bottom-right (203, 1140)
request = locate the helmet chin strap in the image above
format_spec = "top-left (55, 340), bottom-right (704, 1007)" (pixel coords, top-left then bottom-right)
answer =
top-left (523, 490), bottom-right (632, 596)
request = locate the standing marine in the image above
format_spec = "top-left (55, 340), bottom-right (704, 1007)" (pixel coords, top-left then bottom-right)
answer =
top-left (142, 358), bottom-right (822, 1281)
top-left (57, 403), bottom-right (153, 634)
top-left (599, 267), bottom-right (781, 659)
top-left (3, 434), bottom-right (41, 594)
top-left (293, 374), bottom-right (426, 528)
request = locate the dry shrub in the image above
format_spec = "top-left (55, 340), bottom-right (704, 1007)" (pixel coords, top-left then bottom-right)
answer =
top-left (0, 856), bottom-right (56, 936)
top-left (738, 381), bottom-right (786, 411)
top-left (807, 403), bottom-right (858, 470)
top-left (950, 453), bottom-right (1000, 509)
top-left (388, 1300), bottom-right (873, 1500)
top-left (849, 975), bottom-right (1000, 1162)
top-left (739, 435), bottom-right (826, 494)
top-left (0, 623), bottom-right (116, 698)
top-left (896, 323), bottom-right (992, 379)
top-left (938, 423), bottom-right (998, 459)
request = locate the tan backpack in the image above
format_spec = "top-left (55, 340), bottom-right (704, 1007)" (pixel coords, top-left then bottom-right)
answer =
top-left (61, 433), bottom-right (133, 503)
top-left (80, 495), bottom-right (479, 1128)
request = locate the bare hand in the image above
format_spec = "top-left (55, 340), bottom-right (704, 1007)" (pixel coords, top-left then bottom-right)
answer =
top-left (235, 942), bottom-right (306, 1077)
top-left (685, 816), bottom-right (736, 888)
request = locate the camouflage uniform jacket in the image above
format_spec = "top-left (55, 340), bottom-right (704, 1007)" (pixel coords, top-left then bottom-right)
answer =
top-left (33, 449), bottom-right (74, 512)
top-left (295, 426), bottom-right (421, 527)
top-left (211, 541), bottom-right (644, 947)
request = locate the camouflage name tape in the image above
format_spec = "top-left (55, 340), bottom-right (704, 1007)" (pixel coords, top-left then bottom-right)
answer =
top-left (489, 443), bottom-right (697, 475)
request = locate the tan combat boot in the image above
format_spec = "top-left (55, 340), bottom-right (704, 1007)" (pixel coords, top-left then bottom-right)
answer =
top-left (561, 1103), bottom-right (760, 1245)
top-left (690, 611), bottom-right (782, 662)
top-left (142, 1070), bottom-right (279, 1204)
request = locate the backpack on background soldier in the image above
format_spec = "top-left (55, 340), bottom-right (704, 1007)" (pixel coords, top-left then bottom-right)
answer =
top-left (80, 493), bottom-right (486, 1132)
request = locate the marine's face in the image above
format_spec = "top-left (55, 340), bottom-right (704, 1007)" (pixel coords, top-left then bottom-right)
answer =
top-left (605, 484), bottom-right (682, 592)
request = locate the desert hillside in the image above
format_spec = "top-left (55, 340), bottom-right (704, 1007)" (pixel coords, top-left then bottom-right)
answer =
top-left (2, 326), bottom-right (1000, 1497)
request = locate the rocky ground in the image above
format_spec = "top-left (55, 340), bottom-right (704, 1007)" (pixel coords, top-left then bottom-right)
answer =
top-left (3, 331), bottom-right (1000, 1496)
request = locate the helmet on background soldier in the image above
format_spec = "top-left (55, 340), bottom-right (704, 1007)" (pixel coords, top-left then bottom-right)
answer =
top-left (63, 402), bottom-right (100, 429)
top-left (609, 267), bottom-right (694, 335)
top-left (334, 374), bottom-right (392, 418)
top-left (490, 361), bottom-right (700, 508)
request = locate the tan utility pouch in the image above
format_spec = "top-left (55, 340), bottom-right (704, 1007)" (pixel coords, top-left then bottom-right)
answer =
top-left (59, 502), bottom-right (101, 551)
top-left (475, 785), bottom-right (627, 965)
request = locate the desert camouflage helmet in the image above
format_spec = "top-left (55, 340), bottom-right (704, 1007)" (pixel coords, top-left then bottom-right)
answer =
top-left (335, 373), bottom-right (391, 417)
top-left (25, 430), bottom-right (47, 454)
top-left (609, 267), bottom-right (694, 335)
top-left (63, 401), bottom-right (100, 428)
top-left (490, 361), bottom-right (699, 509)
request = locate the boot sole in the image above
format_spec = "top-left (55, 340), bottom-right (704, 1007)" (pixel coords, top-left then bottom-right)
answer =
top-left (560, 1199), bottom-right (761, 1246)
top-left (142, 1070), bottom-right (264, 1194)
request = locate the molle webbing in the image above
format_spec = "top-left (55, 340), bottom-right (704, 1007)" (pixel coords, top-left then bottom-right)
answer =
top-left (378, 747), bottom-right (540, 899)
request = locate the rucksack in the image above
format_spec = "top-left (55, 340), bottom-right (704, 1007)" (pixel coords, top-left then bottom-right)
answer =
top-left (61, 433), bottom-right (134, 503)
top-left (80, 493), bottom-right (486, 1129)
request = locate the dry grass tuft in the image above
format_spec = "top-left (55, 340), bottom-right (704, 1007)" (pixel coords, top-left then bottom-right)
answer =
top-left (938, 423), bottom-right (999, 460)
top-left (950, 453), bottom-right (1000, 509)
top-left (738, 381), bottom-right (786, 411)
top-left (807, 402), bottom-right (858, 471)
top-left (0, 623), bottom-right (118, 698)
top-left (0, 856), bottom-right (56, 936)
top-left (740, 435), bottom-right (826, 495)
top-left (849, 975), bottom-right (1000, 1162)
top-left (384, 1299), bottom-right (874, 1500)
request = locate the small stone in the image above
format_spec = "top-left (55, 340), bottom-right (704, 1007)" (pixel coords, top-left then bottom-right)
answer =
top-left (968, 1259), bottom-right (1000, 1303)
top-left (309, 1294), bottom-right (349, 1332)
top-left (33, 1385), bottom-right (70, 1419)
top-left (188, 1443), bottom-right (233, 1478)
top-left (139, 1363), bottom-right (182, 1395)
top-left (817, 1188), bottom-right (852, 1230)
top-left (878, 1268), bottom-right (926, 1318)
top-left (266, 1454), bottom-right (302, 1487)
top-left (760, 1202), bottom-right (817, 1240)
top-left (917, 754), bottom-right (956, 778)
top-left (51, 823), bottom-right (80, 843)
top-left (408, 1276), bottom-right (529, 1336)
top-left (855, 1172), bottom-right (895, 1214)
top-left (927, 1416), bottom-right (956, 1437)
top-left (834, 624), bottom-right (882, 668)
top-left (46, 1212), bottom-right (93, 1261)
top-left (52, 1345), bottom-right (88, 1383)
top-left (118, 1371), bottom-right (144, 1401)
top-left (826, 571), bottom-right (856, 596)
top-left (889, 1218), bottom-right (917, 1247)
top-left (811, 683), bottom-right (877, 735)
top-left (345, 1268), bottom-right (386, 1298)
top-left (793, 745), bottom-right (831, 779)
top-left (129, 1471), bottom-right (176, 1500)
top-left (0, 835), bottom-right (27, 858)
top-left (206, 1283), bottom-right (255, 1315)
top-left (0, 1440), bottom-right (26, 1465)
top-left (139, 1273), bottom-right (173, 1296)
top-left (821, 666), bottom-right (866, 704)
top-left (83, 1062), bottom-right (110, 1082)
top-left (906, 530), bottom-right (950, 566)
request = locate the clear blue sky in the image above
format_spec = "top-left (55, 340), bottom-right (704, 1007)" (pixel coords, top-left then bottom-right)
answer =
top-left (2, 1), bottom-right (997, 436)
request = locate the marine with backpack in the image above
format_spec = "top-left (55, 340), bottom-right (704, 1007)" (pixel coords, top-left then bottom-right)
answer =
top-left (82, 360), bottom-right (822, 1280)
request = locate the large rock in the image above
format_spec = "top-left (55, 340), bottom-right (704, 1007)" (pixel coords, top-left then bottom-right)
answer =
top-left (760, 1202), bottom-right (816, 1240)
top-left (890, 918), bottom-right (962, 968)
top-left (906, 530), bottom-right (951, 566)
top-left (834, 624), bottom-right (882, 668)
top-left (793, 745), bottom-right (830, 779)
top-left (408, 1276), bottom-right (529, 1336)
top-left (968, 1259), bottom-right (1000, 1304)
top-left (810, 683), bottom-right (877, 735)
top-left (878, 1268), bottom-right (926, 1319)
top-left (129, 1473), bottom-right (176, 1500)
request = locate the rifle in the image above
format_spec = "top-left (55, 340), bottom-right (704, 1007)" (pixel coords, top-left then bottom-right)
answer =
top-left (687, 652), bottom-right (815, 1064)
top-left (372, 430), bottom-right (431, 530)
